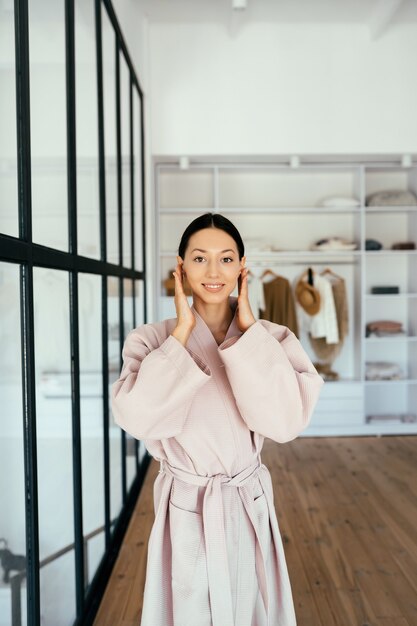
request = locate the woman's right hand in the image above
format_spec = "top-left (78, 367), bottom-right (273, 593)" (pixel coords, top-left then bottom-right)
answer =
top-left (172, 263), bottom-right (196, 338)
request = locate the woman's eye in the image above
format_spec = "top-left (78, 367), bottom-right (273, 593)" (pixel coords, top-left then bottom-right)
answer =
top-left (192, 256), bottom-right (233, 263)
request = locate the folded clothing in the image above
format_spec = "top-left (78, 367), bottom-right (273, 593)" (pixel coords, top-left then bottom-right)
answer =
top-left (371, 286), bottom-right (399, 294)
top-left (365, 361), bottom-right (405, 380)
top-left (366, 320), bottom-right (404, 337)
top-left (318, 196), bottom-right (360, 208)
top-left (366, 189), bottom-right (417, 206)
top-left (391, 241), bottom-right (416, 250)
top-left (367, 330), bottom-right (406, 338)
top-left (311, 237), bottom-right (358, 250)
top-left (366, 320), bottom-right (403, 331)
top-left (366, 413), bottom-right (417, 423)
top-left (366, 239), bottom-right (383, 250)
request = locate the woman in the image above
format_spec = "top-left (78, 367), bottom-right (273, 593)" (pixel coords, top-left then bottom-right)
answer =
top-left (111, 212), bottom-right (324, 626)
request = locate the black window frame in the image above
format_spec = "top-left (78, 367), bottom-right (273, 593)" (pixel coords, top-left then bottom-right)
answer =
top-left (0, 0), bottom-right (150, 624)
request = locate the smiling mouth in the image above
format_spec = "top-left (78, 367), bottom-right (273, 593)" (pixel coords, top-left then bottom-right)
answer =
top-left (202, 283), bottom-right (225, 290)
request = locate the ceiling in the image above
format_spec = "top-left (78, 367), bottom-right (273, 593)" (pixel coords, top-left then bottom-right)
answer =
top-left (138, 0), bottom-right (417, 39)
top-left (139, 0), bottom-right (416, 24)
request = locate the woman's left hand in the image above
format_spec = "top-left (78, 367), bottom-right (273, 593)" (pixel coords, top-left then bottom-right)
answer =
top-left (236, 267), bottom-right (257, 333)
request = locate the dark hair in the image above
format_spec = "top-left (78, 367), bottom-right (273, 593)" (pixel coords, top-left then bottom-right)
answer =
top-left (178, 213), bottom-right (245, 260)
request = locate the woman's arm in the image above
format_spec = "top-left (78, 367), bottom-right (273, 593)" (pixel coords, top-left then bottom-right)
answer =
top-left (111, 326), bottom-right (211, 440)
top-left (218, 320), bottom-right (324, 443)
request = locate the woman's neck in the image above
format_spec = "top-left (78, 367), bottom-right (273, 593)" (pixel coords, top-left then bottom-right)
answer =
top-left (192, 297), bottom-right (234, 334)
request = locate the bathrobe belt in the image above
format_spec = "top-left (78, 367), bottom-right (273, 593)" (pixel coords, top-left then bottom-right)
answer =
top-left (159, 457), bottom-right (271, 626)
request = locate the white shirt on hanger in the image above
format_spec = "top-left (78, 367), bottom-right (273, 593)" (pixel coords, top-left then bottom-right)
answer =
top-left (294, 271), bottom-right (339, 344)
top-left (247, 273), bottom-right (266, 320)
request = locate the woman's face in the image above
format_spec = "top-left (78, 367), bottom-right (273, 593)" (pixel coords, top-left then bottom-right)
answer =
top-left (177, 227), bottom-right (246, 302)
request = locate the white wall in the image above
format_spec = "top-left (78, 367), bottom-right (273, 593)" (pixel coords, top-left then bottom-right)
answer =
top-left (148, 21), bottom-right (417, 155)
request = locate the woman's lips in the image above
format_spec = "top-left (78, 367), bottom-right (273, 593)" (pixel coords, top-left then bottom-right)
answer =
top-left (202, 283), bottom-right (224, 292)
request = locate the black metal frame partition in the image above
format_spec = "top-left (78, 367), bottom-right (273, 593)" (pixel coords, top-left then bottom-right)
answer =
top-left (0, 0), bottom-right (150, 624)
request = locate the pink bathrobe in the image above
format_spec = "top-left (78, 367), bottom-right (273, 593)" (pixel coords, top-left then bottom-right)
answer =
top-left (111, 295), bottom-right (324, 626)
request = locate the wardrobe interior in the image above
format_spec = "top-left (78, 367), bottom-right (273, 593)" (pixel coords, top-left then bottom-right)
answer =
top-left (154, 160), bottom-right (417, 437)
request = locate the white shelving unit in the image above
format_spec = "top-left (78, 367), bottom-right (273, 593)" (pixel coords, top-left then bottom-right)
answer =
top-left (154, 158), bottom-right (417, 436)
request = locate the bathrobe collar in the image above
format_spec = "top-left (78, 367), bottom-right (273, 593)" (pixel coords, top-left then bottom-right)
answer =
top-left (191, 295), bottom-right (240, 347)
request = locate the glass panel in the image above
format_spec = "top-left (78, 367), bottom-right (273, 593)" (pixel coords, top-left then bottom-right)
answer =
top-left (39, 552), bottom-right (76, 625)
top-left (0, 7), bottom-right (18, 237)
top-left (123, 278), bottom-right (134, 339)
top-left (108, 276), bottom-right (122, 529)
top-left (79, 273), bottom-right (105, 589)
top-left (75, 0), bottom-right (100, 259)
top-left (121, 55), bottom-right (131, 268)
top-left (0, 263), bottom-right (27, 624)
top-left (133, 88), bottom-right (143, 272)
top-left (29, 1), bottom-right (68, 251)
top-left (33, 267), bottom-right (76, 624)
top-left (133, 279), bottom-right (145, 327)
top-left (86, 530), bottom-right (105, 586)
top-left (123, 279), bottom-right (135, 490)
top-left (102, 8), bottom-right (118, 264)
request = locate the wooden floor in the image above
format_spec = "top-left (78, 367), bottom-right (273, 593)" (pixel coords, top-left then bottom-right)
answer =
top-left (94, 436), bottom-right (417, 626)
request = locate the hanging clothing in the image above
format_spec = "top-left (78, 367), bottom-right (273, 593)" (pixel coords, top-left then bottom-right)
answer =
top-left (259, 275), bottom-right (299, 337)
top-left (111, 295), bottom-right (324, 626)
top-left (246, 273), bottom-right (266, 319)
top-left (309, 273), bottom-right (348, 364)
top-left (294, 271), bottom-right (339, 344)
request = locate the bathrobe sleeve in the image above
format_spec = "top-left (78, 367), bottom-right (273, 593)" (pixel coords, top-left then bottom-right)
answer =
top-left (111, 326), bottom-right (211, 440)
top-left (218, 319), bottom-right (324, 443)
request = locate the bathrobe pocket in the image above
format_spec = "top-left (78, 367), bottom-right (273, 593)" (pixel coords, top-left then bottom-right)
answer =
top-left (168, 500), bottom-right (211, 624)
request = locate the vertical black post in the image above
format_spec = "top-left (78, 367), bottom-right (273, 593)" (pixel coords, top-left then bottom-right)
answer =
top-left (115, 39), bottom-right (127, 503)
top-left (140, 91), bottom-right (147, 320)
top-left (129, 78), bottom-right (135, 277)
top-left (65, 0), bottom-right (85, 616)
top-left (95, 0), bottom-right (111, 549)
top-left (130, 80), bottom-right (139, 471)
top-left (116, 41), bottom-right (123, 269)
top-left (14, 0), bottom-right (40, 624)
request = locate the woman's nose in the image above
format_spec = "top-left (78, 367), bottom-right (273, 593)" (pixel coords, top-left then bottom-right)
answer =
top-left (206, 262), bottom-right (220, 276)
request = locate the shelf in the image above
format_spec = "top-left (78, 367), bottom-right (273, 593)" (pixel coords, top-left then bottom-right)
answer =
top-left (365, 206), bottom-right (417, 213)
top-left (364, 250), bottom-right (417, 255)
top-left (365, 293), bottom-right (417, 299)
top-left (160, 206), bottom-right (362, 214)
top-left (365, 379), bottom-right (417, 385)
top-left (365, 336), bottom-right (417, 342)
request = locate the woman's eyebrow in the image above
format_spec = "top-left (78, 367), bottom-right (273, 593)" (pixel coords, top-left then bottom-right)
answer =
top-left (191, 248), bottom-right (235, 253)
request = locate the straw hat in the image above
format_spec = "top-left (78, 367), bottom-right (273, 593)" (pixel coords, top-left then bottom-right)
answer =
top-left (295, 279), bottom-right (321, 315)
